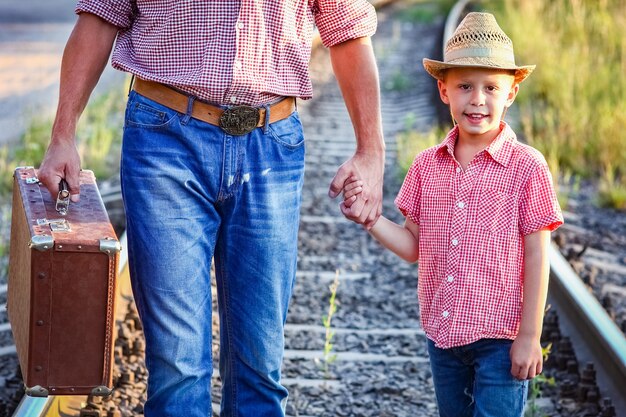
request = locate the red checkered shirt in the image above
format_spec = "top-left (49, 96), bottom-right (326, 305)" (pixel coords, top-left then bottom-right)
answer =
top-left (75, 0), bottom-right (377, 106)
top-left (395, 122), bottom-right (563, 349)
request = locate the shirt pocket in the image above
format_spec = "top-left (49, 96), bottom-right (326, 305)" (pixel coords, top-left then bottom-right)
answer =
top-left (478, 188), bottom-right (517, 234)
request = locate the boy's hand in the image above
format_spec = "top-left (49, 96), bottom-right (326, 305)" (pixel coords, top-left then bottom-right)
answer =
top-left (342, 176), bottom-right (364, 208)
top-left (329, 150), bottom-right (384, 229)
top-left (510, 334), bottom-right (543, 380)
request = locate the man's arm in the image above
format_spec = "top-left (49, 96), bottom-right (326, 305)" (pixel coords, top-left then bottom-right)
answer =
top-left (510, 228), bottom-right (551, 380)
top-left (328, 37), bottom-right (385, 229)
top-left (38, 13), bottom-right (118, 201)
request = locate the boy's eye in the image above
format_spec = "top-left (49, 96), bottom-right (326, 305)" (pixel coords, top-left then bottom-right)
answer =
top-left (487, 85), bottom-right (498, 91)
top-left (459, 84), bottom-right (471, 90)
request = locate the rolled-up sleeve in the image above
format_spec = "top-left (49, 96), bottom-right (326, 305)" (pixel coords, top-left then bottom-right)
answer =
top-left (519, 161), bottom-right (563, 235)
top-left (313, 0), bottom-right (377, 47)
top-left (395, 155), bottom-right (422, 225)
top-left (76, 0), bottom-right (134, 29)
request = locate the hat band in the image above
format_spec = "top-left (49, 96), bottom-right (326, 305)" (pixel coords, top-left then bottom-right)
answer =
top-left (445, 47), bottom-right (516, 66)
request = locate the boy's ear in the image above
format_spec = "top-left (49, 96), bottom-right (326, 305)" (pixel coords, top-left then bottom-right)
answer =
top-left (506, 83), bottom-right (520, 106)
top-left (437, 79), bottom-right (450, 105)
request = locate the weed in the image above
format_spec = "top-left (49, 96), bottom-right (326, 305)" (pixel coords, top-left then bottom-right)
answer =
top-left (525, 343), bottom-right (556, 417)
top-left (316, 270), bottom-right (340, 379)
top-left (598, 164), bottom-right (626, 211)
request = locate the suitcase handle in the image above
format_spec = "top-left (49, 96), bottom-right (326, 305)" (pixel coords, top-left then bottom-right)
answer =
top-left (55, 179), bottom-right (70, 216)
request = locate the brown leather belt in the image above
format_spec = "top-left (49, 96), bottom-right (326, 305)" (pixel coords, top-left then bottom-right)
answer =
top-left (132, 78), bottom-right (296, 135)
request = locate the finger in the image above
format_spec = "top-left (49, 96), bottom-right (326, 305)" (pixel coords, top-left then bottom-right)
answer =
top-left (340, 201), bottom-right (353, 217)
top-left (343, 186), bottom-right (363, 200)
top-left (37, 169), bottom-right (63, 201)
top-left (527, 364), bottom-right (537, 379)
top-left (535, 361), bottom-right (543, 377)
top-left (343, 198), bottom-right (365, 220)
top-left (329, 167), bottom-right (351, 198)
top-left (343, 195), bottom-right (357, 208)
top-left (517, 365), bottom-right (529, 380)
top-left (65, 170), bottom-right (81, 203)
top-left (343, 179), bottom-right (364, 192)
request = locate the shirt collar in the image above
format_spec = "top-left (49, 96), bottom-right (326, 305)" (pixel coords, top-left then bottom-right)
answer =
top-left (435, 121), bottom-right (517, 167)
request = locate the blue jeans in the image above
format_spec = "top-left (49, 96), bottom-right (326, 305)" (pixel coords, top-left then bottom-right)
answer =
top-left (427, 338), bottom-right (528, 417)
top-left (120, 91), bottom-right (305, 416)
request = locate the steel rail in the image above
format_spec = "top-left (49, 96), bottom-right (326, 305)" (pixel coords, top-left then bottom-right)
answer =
top-left (548, 244), bottom-right (626, 414)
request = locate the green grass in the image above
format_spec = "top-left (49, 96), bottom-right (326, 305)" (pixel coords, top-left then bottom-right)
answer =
top-left (0, 80), bottom-right (129, 283)
top-left (396, 113), bottom-right (450, 177)
top-left (480, 0), bottom-right (626, 209)
top-left (0, 78), bottom-right (128, 197)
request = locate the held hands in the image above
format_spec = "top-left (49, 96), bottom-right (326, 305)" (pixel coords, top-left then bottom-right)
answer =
top-left (328, 151), bottom-right (384, 229)
top-left (37, 138), bottom-right (82, 203)
top-left (510, 334), bottom-right (543, 380)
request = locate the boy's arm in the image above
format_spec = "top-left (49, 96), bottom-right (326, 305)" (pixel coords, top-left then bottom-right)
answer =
top-left (366, 216), bottom-right (420, 263)
top-left (510, 228), bottom-right (551, 380)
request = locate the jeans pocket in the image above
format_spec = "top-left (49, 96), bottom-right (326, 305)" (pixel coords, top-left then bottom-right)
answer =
top-left (478, 188), bottom-right (516, 234)
top-left (267, 112), bottom-right (305, 150)
top-left (125, 91), bottom-right (179, 129)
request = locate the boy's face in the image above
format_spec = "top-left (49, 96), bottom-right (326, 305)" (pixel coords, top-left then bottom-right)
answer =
top-left (437, 67), bottom-right (519, 143)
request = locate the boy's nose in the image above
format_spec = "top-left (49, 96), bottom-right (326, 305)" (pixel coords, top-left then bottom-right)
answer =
top-left (470, 90), bottom-right (485, 106)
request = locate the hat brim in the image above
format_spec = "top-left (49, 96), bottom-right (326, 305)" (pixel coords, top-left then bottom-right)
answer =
top-left (423, 58), bottom-right (535, 84)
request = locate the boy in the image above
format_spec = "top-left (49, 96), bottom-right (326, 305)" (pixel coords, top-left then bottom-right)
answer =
top-left (341, 12), bottom-right (563, 417)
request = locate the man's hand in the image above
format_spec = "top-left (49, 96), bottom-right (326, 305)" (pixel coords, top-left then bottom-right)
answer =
top-left (329, 150), bottom-right (384, 229)
top-left (38, 138), bottom-right (82, 202)
top-left (36, 12), bottom-right (117, 203)
top-left (510, 334), bottom-right (543, 380)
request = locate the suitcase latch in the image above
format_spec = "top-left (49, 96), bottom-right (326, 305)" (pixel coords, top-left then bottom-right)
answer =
top-left (37, 218), bottom-right (71, 232)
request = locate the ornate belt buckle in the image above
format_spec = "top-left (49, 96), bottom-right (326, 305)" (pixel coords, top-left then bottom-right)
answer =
top-left (219, 106), bottom-right (260, 136)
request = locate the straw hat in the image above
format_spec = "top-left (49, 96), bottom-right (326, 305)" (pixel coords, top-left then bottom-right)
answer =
top-left (423, 12), bottom-right (535, 84)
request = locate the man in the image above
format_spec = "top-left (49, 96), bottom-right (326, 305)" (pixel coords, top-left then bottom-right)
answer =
top-left (38, 1), bottom-right (384, 416)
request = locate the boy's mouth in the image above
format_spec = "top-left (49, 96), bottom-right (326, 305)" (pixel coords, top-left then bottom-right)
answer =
top-left (464, 113), bottom-right (488, 122)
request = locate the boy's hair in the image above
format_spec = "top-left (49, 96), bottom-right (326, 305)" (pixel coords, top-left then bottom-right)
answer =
top-left (423, 12), bottom-right (535, 85)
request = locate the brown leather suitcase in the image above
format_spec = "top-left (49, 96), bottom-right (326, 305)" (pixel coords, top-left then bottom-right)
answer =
top-left (8, 167), bottom-right (120, 397)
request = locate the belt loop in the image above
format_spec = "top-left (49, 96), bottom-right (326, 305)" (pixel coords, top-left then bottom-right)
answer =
top-left (263, 103), bottom-right (271, 134)
top-left (127, 74), bottom-right (136, 97)
top-left (181, 95), bottom-right (195, 125)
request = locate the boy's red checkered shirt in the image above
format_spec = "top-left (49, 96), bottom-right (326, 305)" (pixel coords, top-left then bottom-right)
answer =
top-left (75, 0), bottom-right (376, 106)
top-left (395, 122), bottom-right (563, 349)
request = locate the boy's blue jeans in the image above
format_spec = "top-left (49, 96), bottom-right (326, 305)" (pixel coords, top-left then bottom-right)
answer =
top-left (120, 91), bottom-right (305, 416)
top-left (427, 338), bottom-right (528, 417)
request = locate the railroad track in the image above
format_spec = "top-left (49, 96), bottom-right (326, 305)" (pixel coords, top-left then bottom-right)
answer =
top-left (2, 0), bottom-right (626, 416)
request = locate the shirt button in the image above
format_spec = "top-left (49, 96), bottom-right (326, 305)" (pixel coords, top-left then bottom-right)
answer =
top-left (230, 96), bottom-right (237, 103)
top-left (456, 167), bottom-right (461, 173)
top-left (451, 239), bottom-right (459, 246)
top-left (234, 60), bottom-right (242, 69)
top-left (442, 311), bottom-right (450, 318)
top-left (447, 275), bottom-right (454, 283)
top-left (237, 22), bottom-right (244, 30)
top-left (457, 201), bottom-right (465, 209)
